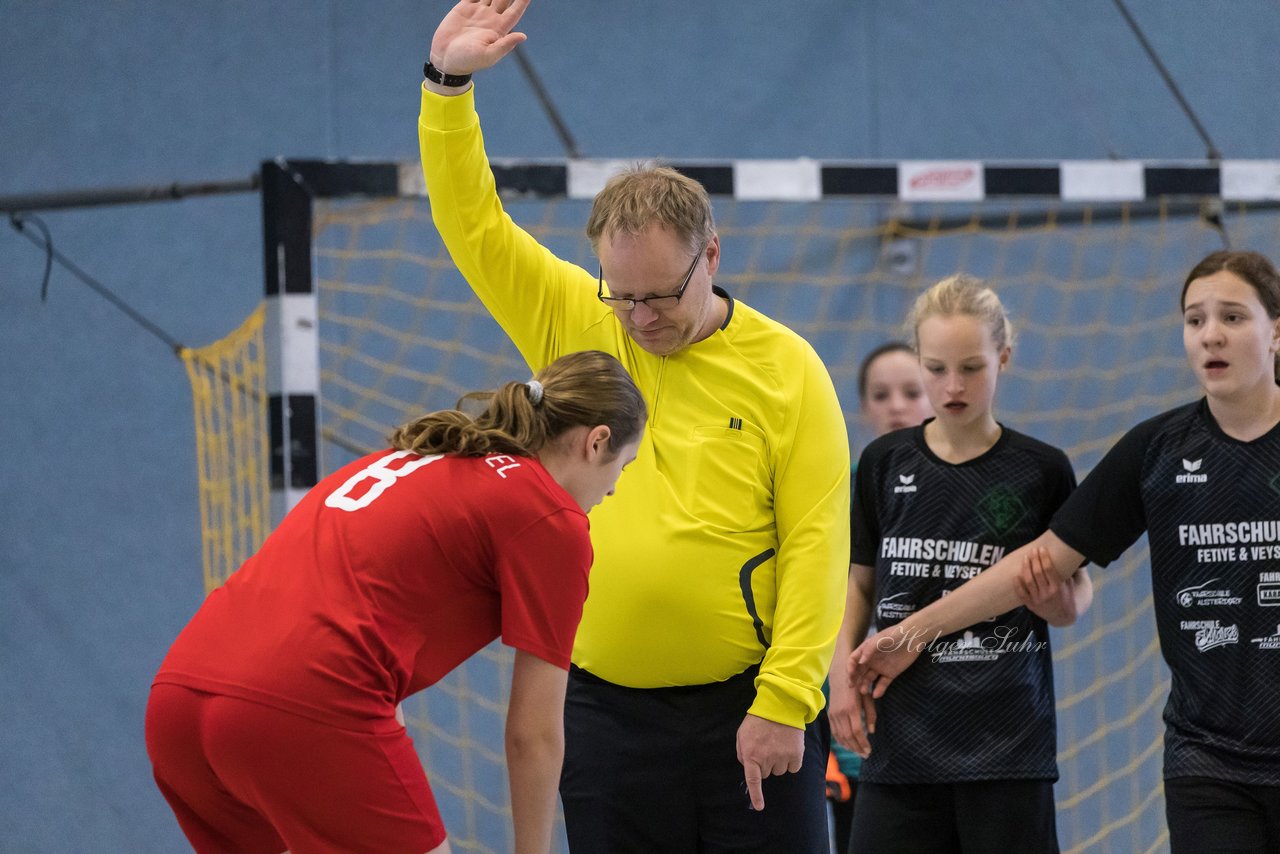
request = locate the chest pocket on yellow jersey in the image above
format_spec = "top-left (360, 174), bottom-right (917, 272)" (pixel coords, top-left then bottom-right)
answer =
top-left (688, 424), bottom-right (772, 531)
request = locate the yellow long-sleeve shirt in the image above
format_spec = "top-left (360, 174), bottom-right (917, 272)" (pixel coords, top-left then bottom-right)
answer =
top-left (419, 85), bottom-right (849, 728)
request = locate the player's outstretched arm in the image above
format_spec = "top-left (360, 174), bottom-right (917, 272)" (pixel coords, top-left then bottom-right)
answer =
top-left (850, 530), bottom-right (1086, 699)
top-left (1014, 547), bottom-right (1093, 627)
top-left (427, 0), bottom-right (530, 92)
top-left (506, 650), bottom-right (567, 854)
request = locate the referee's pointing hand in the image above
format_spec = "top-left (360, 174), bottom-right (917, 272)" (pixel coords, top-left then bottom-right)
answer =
top-left (735, 714), bottom-right (804, 810)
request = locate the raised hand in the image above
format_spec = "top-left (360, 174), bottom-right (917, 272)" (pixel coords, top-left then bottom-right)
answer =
top-left (430, 0), bottom-right (531, 77)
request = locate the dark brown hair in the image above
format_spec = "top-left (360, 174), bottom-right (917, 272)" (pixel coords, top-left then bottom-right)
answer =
top-left (1181, 250), bottom-right (1280, 316)
top-left (857, 341), bottom-right (915, 403)
top-left (390, 350), bottom-right (646, 458)
top-left (1181, 250), bottom-right (1280, 382)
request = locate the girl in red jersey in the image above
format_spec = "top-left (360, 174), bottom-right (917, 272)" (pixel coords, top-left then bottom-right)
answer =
top-left (146, 349), bottom-right (646, 854)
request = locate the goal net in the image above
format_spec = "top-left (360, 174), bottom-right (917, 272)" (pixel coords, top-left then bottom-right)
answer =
top-left (183, 156), bottom-right (1280, 854)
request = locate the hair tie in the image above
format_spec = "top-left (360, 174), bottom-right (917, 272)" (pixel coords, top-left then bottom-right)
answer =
top-left (526, 379), bottom-right (544, 405)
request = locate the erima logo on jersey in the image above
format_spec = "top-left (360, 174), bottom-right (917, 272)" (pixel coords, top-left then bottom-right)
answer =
top-left (1176, 578), bottom-right (1243, 607)
top-left (1252, 625), bottom-right (1280, 650)
top-left (1176, 458), bottom-right (1208, 483)
top-left (894, 474), bottom-right (917, 493)
top-left (1180, 619), bottom-right (1239, 652)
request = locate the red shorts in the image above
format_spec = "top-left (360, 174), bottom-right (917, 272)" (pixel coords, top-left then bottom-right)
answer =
top-left (145, 683), bottom-right (446, 854)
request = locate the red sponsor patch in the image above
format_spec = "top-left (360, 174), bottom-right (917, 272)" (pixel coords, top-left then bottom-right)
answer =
top-left (909, 167), bottom-right (977, 189)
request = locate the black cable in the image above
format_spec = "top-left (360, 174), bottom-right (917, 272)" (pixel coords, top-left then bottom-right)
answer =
top-left (9, 213), bottom-right (55, 301)
top-left (1111, 0), bottom-right (1223, 161)
top-left (512, 45), bottom-right (582, 159)
top-left (0, 176), bottom-right (258, 215)
top-left (6, 214), bottom-right (268, 400)
top-left (8, 213), bottom-right (186, 355)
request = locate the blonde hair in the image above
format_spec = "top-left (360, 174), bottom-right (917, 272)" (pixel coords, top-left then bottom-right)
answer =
top-left (585, 165), bottom-right (715, 254)
top-left (390, 351), bottom-right (646, 458)
top-left (905, 274), bottom-right (1015, 353)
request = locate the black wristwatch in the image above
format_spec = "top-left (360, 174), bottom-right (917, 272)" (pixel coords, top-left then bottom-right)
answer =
top-left (423, 61), bottom-right (472, 88)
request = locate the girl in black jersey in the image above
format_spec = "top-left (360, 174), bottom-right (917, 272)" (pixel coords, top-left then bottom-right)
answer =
top-left (851, 250), bottom-right (1280, 854)
top-left (825, 341), bottom-right (936, 854)
top-left (831, 275), bottom-right (1093, 854)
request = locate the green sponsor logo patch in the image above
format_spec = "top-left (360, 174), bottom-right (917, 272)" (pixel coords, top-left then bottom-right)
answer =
top-left (977, 485), bottom-right (1027, 537)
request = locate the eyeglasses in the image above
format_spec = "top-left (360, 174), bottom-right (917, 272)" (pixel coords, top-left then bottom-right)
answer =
top-left (597, 241), bottom-right (707, 311)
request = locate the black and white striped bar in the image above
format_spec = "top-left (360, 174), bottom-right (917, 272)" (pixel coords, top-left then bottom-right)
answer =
top-left (385, 158), bottom-right (1280, 202)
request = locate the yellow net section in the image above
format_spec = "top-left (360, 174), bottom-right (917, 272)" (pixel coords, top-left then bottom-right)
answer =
top-left (192, 193), bottom-right (1280, 853)
top-left (181, 302), bottom-right (270, 595)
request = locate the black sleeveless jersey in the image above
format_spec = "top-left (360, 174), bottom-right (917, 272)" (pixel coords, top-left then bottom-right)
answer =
top-left (852, 423), bottom-right (1076, 783)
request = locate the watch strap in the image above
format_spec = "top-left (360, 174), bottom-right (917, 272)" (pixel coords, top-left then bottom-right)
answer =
top-left (423, 61), bottom-right (472, 88)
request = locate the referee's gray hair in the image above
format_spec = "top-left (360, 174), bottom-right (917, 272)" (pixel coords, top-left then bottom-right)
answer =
top-left (905, 274), bottom-right (1015, 354)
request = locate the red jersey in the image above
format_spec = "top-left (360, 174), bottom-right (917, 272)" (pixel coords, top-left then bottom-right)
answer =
top-left (154, 450), bottom-right (592, 733)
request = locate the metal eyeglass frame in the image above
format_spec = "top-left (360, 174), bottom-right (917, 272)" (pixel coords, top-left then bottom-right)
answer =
top-left (597, 240), bottom-right (708, 311)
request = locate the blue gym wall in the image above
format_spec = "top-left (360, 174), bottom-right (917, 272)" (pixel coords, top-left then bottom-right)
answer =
top-left (2, 2), bottom-right (1278, 850)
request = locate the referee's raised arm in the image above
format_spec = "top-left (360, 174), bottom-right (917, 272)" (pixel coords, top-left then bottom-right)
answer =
top-left (423, 0), bottom-right (528, 97)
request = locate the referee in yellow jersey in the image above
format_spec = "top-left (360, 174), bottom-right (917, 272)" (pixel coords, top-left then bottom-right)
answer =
top-left (419, 3), bottom-right (850, 850)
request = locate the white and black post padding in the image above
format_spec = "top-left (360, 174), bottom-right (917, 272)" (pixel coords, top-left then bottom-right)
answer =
top-left (260, 159), bottom-right (403, 523)
top-left (261, 159), bottom-right (320, 523)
